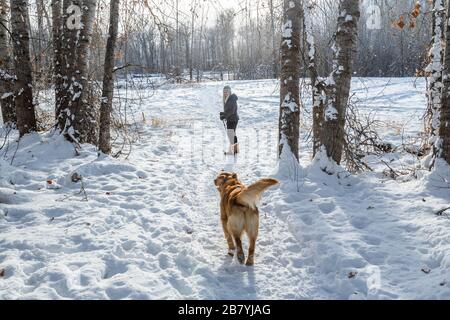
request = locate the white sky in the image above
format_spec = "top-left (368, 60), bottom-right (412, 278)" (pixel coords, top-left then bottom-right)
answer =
top-left (163, 0), bottom-right (274, 27)
top-left (25, 0), bottom-right (275, 30)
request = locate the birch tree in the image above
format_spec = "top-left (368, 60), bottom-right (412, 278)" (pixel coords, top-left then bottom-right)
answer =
top-left (278, 0), bottom-right (301, 161)
top-left (99, 0), bottom-right (120, 154)
top-left (440, 0), bottom-right (450, 164)
top-left (303, 1), bottom-right (325, 157)
top-left (10, 0), bottom-right (36, 136)
top-left (51, 0), bottom-right (64, 123)
top-left (425, 0), bottom-right (445, 167)
top-left (57, 0), bottom-right (98, 144)
top-left (0, 0), bottom-right (15, 126)
top-left (269, 0), bottom-right (279, 79)
top-left (320, 0), bottom-right (360, 164)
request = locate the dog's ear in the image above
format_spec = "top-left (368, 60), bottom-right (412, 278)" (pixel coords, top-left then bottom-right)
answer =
top-left (232, 173), bottom-right (238, 179)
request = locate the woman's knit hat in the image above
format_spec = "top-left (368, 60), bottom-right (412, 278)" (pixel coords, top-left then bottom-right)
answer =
top-left (223, 85), bottom-right (232, 93)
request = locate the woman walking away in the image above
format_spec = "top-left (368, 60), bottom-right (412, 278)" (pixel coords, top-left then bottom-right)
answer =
top-left (220, 85), bottom-right (240, 155)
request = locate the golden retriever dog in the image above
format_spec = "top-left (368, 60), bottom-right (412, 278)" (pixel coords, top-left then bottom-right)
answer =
top-left (214, 172), bottom-right (279, 266)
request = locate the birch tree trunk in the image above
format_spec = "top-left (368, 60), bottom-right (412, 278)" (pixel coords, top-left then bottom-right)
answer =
top-left (0, 0), bottom-right (16, 126)
top-left (269, 0), bottom-right (278, 79)
top-left (278, 0), bottom-right (301, 161)
top-left (320, 0), bottom-right (360, 164)
top-left (10, 0), bottom-right (36, 136)
top-left (440, 0), bottom-right (450, 164)
top-left (425, 0), bottom-right (445, 168)
top-left (57, 0), bottom-right (75, 132)
top-left (303, 1), bottom-right (325, 157)
top-left (36, 0), bottom-right (45, 77)
top-left (51, 0), bottom-right (64, 122)
top-left (175, 0), bottom-right (181, 82)
top-left (189, 4), bottom-right (195, 82)
top-left (58, 0), bottom-right (98, 144)
top-left (98, 0), bottom-right (120, 154)
top-left (160, 33), bottom-right (166, 74)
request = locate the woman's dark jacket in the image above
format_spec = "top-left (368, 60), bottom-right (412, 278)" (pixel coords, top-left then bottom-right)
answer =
top-left (220, 94), bottom-right (239, 123)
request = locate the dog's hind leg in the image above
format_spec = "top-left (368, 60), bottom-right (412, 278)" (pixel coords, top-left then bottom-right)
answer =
top-left (246, 235), bottom-right (257, 266)
top-left (221, 217), bottom-right (235, 256)
top-left (232, 234), bottom-right (245, 264)
top-left (245, 214), bottom-right (259, 266)
top-left (228, 213), bottom-right (245, 264)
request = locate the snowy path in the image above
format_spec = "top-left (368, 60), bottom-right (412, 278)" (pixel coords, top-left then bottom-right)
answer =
top-left (1, 78), bottom-right (450, 299)
top-left (121, 82), bottom-right (315, 299)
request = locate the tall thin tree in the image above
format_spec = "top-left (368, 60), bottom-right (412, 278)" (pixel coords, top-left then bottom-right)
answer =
top-left (303, 0), bottom-right (325, 157)
top-left (320, 0), bottom-right (360, 164)
top-left (278, 0), bottom-right (301, 160)
top-left (57, 0), bottom-right (98, 144)
top-left (440, 0), bottom-right (450, 164)
top-left (269, 0), bottom-right (278, 79)
top-left (99, 0), bottom-right (120, 154)
top-left (51, 0), bottom-right (64, 124)
top-left (0, 0), bottom-right (16, 126)
top-left (425, 0), bottom-right (445, 168)
top-left (10, 0), bottom-right (36, 136)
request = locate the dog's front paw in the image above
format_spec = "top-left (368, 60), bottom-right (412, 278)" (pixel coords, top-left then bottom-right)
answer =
top-left (245, 256), bottom-right (254, 266)
top-left (227, 249), bottom-right (235, 257)
top-left (237, 253), bottom-right (245, 264)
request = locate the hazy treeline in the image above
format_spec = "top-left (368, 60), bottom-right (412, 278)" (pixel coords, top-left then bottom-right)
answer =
top-left (6, 0), bottom-right (434, 85)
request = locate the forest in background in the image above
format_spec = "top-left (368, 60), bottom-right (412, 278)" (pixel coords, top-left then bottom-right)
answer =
top-left (1, 0), bottom-right (434, 86)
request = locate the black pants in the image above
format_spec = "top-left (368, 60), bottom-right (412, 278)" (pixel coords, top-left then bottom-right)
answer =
top-left (226, 121), bottom-right (238, 144)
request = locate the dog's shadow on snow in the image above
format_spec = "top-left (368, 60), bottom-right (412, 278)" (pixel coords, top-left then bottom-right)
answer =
top-left (213, 253), bottom-right (257, 299)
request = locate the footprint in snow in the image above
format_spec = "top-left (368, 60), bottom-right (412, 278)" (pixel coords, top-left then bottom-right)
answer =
top-left (318, 202), bottom-right (336, 214)
top-left (350, 216), bottom-right (372, 229)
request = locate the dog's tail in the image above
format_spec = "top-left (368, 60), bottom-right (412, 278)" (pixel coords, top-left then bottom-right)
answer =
top-left (236, 178), bottom-right (279, 209)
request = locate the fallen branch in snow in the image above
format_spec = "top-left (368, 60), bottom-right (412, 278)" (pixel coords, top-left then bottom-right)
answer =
top-left (9, 137), bottom-right (20, 166)
top-left (56, 175), bottom-right (88, 202)
top-left (396, 118), bottom-right (429, 158)
top-left (0, 126), bottom-right (13, 153)
top-left (421, 267), bottom-right (431, 274)
top-left (381, 160), bottom-right (400, 179)
top-left (435, 207), bottom-right (450, 216)
top-left (78, 179), bottom-right (88, 202)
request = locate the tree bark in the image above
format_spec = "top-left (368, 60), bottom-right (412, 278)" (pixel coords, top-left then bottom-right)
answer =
top-left (98, 0), bottom-right (120, 154)
top-left (303, 1), bottom-right (325, 157)
top-left (440, 0), bottom-right (450, 164)
top-left (51, 0), bottom-right (64, 123)
top-left (426, 0), bottom-right (445, 168)
top-left (0, 0), bottom-right (16, 126)
top-left (10, 0), bottom-right (36, 136)
top-left (175, 0), bottom-right (181, 82)
top-left (189, 3), bottom-right (196, 82)
top-left (278, 0), bottom-right (301, 161)
top-left (36, 0), bottom-right (45, 77)
top-left (58, 0), bottom-right (98, 144)
top-left (320, 0), bottom-right (360, 164)
top-left (269, 0), bottom-right (278, 79)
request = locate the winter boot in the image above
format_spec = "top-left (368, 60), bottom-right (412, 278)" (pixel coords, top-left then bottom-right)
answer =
top-left (224, 144), bottom-right (236, 156)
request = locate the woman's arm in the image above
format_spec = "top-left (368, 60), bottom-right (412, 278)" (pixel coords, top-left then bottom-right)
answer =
top-left (221, 96), bottom-right (237, 121)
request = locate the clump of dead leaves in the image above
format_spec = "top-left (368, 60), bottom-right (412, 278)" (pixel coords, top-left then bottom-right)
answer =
top-left (392, 2), bottom-right (421, 30)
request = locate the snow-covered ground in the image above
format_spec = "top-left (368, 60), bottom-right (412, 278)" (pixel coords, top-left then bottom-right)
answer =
top-left (1, 78), bottom-right (450, 299)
